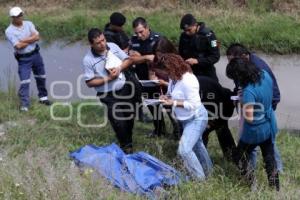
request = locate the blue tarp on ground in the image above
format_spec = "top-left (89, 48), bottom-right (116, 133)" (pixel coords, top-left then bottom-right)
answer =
top-left (70, 143), bottom-right (182, 197)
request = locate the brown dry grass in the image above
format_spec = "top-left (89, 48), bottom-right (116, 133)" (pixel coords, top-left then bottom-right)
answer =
top-left (1, 0), bottom-right (299, 15)
top-left (272, 0), bottom-right (300, 14)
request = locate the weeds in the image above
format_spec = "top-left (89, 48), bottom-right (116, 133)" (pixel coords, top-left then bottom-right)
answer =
top-left (0, 92), bottom-right (299, 199)
top-left (0, 1), bottom-right (300, 53)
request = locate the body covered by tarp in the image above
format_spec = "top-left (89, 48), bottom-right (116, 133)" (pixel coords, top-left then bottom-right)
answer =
top-left (70, 143), bottom-right (182, 197)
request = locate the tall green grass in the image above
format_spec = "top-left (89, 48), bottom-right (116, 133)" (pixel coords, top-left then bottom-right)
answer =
top-left (0, 4), bottom-right (300, 54)
top-left (0, 92), bottom-right (299, 199)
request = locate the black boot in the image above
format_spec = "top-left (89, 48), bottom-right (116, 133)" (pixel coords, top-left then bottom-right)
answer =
top-left (268, 171), bottom-right (280, 191)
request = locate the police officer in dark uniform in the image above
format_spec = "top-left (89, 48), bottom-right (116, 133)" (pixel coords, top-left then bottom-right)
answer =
top-left (198, 76), bottom-right (236, 161)
top-left (129, 17), bottom-right (161, 80)
top-left (103, 12), bottom-right (129, 51)
top-left (129, 17), bottom-right (165, 136)
top-left (179, 14), bottom-right (220, 82)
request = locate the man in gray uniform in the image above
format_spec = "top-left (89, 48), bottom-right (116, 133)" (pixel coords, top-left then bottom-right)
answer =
top-left (82, 28), bottom-right (140, 153)
top-left (5, 7), bottom-right (51, 112)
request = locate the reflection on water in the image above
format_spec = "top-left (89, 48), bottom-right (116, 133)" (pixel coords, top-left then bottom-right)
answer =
top-left (0, 40), bottom-right (95, 100)
top-left (1, 41), bottom-right (300, 129)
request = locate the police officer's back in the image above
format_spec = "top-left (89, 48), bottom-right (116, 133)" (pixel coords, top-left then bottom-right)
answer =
top-left (197, 76), bottom-right (236, 159)
top-left (104, 12), bottom-right (129, 51)
top-left (179, 14), bottom-right (220, 82)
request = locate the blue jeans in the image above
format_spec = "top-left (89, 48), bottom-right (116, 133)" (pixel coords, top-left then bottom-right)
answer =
top-left (178, 105), bottom-right (212, 180)
top-left (249, 143), bottom-right (283, 172)
top-left (17, 52), bottom-right (48, 107)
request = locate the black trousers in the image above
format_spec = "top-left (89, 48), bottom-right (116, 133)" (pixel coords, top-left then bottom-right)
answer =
top-left (234, 137), bottom-right (280, 191)
top-left (99, 72), bottom-right (140, 150)
top-left (142, 86), bottom-right (166, 136)
top-left (192, 65), bottom-right (219, 83)
top-left (203, 119), bottom-right (236, 161)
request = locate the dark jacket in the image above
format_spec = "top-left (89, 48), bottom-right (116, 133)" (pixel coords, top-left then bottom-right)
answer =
top-left (250, 53), bottom-right (281, 110)
top-left (179, 22), bottom-right (220, 81)
top-left (129, 31), bottom-right (161, 80)
top-left (104, 23), bottom-right (129, 50)
top-left (197, 76), bottom-right (234, 120)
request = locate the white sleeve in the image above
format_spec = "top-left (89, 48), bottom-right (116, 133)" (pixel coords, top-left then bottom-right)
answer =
top-left (28, 21), bottom-right (39, 35)
top-left (5, 30), bottom-right (19, 47)
top-left (167, 79), bottom-right (172, 96)
top-left (182, 78), bottom-right (200, 111)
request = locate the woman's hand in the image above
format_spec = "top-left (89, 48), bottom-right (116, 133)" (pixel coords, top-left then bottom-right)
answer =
top-left (145, 54), bottom-right (155, 62)
top-left (159, 95), bottom-right (169, 100)
top-left (158, 79), bottom-right (168, 87)
top-left (162, 99), bottom-right (174, 106)
top-left (149, 70), bottom-right (158, 80)
top-left (185, 58), bottom-right (198, 65)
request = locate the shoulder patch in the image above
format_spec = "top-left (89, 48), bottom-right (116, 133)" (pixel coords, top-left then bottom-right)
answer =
top-left (206, 32), bottom-right (212, 37)
top-left (211, 40), bottom-right (217, 47)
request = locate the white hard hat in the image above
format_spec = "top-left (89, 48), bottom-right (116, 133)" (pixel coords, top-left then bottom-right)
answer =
top-left (9, 7), bottom-right (23, 17)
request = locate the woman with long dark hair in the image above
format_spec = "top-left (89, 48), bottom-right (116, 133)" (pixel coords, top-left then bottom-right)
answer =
top-left (156, 53), bottom-right (212, 180)
top-left (226, 43), bottom-right (283, 172)
top-left (226, 58), bottom-right (280, 191)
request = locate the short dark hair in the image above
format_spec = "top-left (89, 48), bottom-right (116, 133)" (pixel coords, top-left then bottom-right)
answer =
top-left (132, 17), bottom-right (147, 28)
top-left (180, 13), bottom-right (197, 30)
top-left (110, 12), bottom-right (126, 26)
top-left (88, 28), bottom-right (103, 44)
top-left (226, 43), bottom-right (250, 57)
top-left (226, 58), bottom-right (261, 87)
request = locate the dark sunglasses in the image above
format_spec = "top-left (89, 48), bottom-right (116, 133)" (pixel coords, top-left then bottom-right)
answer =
top-left (13, 13), bottom-right (23, 18)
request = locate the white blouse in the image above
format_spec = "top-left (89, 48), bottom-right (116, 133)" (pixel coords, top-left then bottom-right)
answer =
top-left (168, 72), bottom-right (202, 120)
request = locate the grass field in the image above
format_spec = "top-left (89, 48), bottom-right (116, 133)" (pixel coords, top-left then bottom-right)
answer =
top-left (0, 91), bottom-right (299, 199)
top-left (0, 0), bottom-right (300, 53)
